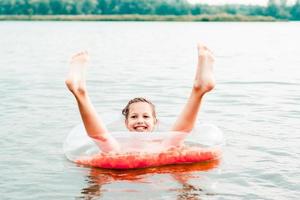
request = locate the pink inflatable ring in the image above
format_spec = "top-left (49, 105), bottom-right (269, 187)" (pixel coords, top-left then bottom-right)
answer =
top-left (64, 124), bottom-right (224, 169)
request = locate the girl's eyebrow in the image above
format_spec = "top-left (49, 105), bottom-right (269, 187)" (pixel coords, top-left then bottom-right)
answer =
top-left (129, 113), bottom-right (150, 115)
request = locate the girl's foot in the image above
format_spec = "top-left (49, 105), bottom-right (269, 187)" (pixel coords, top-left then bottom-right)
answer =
top-left (65, 51), bottom-right (89, 96)
top-left (194, 43), bottom-right (215, 94)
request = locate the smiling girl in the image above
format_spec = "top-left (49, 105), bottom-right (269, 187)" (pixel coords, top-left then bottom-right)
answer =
top-left (65, 43), bottom-right (215, 152)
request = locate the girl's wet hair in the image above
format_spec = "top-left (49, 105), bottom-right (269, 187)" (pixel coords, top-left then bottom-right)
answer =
top-left (122, 97), bottom-right (157, 120)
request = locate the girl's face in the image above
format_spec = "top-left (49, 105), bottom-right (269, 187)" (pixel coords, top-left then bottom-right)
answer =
top-left (125, 102), bottom-right (157, 132)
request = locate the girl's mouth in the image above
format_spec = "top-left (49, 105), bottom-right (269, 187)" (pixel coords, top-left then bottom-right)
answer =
top-left (134, 126), bottom-right (147, 131)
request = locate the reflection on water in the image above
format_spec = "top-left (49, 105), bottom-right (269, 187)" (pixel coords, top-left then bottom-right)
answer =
top-left (79, 160), bottom-right (220, 199)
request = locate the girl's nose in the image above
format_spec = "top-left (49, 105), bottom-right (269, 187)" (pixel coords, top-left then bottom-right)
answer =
top-left (136, 117), bottom-right (144, 123)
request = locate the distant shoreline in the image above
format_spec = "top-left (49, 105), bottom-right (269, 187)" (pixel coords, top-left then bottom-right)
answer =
top-left (0, 14), bottom-right (277, 22)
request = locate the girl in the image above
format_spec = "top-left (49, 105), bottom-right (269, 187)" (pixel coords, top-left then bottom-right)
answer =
top-left (65, 43), bottom-right (215, 152)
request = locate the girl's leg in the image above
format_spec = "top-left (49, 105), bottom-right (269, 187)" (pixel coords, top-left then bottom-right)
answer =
top-left (171, 43), bottom-right (215, 132)
top-left (65, 51), bottom-right (119, 152)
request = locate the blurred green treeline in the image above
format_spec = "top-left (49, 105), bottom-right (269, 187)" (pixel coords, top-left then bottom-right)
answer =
top-left (0, 0), bottom-right (299, 20)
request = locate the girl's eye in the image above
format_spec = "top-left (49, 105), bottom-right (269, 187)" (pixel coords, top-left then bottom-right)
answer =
top-left (130, 116), bottom-right (137, 119)
top-left (143, 115), bottom-right (150, 118)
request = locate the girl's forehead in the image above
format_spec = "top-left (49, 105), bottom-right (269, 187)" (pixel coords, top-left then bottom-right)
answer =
top-left (129, 102), bottom-right (152, 112)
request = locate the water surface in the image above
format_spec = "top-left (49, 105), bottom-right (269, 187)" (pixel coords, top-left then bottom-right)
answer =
top-left (1, 21), bottom-right (299, 199)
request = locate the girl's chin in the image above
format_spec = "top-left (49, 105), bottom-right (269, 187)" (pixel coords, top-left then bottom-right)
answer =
top-left (135, 129), bottom-right (148, 132)
top-left (129, 128), bottom-right (149, 132)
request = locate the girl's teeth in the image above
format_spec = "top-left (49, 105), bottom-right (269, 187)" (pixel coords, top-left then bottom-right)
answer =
top-left (136, 127), bottom-right (146, 131)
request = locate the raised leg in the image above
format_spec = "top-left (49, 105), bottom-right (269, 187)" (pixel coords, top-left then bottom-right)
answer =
top-left (171, 43), bottom-right (215, 133)
top-left (65, 51), bottom-right (119, 152)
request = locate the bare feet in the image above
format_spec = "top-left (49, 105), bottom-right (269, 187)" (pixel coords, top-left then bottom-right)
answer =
top-left (193, 43), bottom-right (215, 94)
top-left (65, 51), bottom-right (89, 96)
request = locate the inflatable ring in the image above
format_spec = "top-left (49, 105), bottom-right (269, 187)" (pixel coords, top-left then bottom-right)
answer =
top-left (63, 123), bottom-right (224, 169)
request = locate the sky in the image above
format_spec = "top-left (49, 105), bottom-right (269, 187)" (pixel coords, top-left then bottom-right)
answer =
top-left (188, 0), bottom-right (296, 6)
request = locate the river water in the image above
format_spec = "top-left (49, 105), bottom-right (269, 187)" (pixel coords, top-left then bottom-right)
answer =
top-left (0, 21), bottom-right (299, 199)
